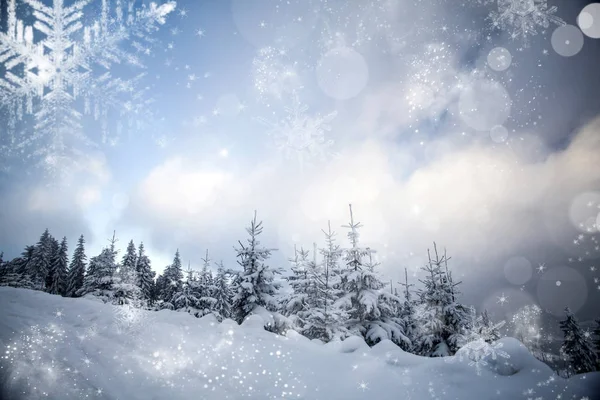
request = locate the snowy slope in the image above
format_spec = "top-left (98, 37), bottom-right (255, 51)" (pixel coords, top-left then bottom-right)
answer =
top-left (0, 287), bottom-right (598, 400)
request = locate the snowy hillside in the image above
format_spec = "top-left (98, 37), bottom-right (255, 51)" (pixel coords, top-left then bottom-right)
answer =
top-left (0, 287), bottom-right (598, 400)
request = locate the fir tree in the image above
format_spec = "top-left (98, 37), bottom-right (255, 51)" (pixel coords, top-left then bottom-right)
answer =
top-left (231, 211), bottom-right (282, 324)
top-left (559, 307), bottom-right (597, 374)
top-left (212, 261), bottom-right (233, 321)
top-left (78, 232), bottom-right (119, 301)
top-left (119, 240), bottom-right (138, 285)
top-left (0, 246), bottom-right (35, 289)
top-left (160, 250), bottom-right (184, 307)
top-left (45, 237), bottom-right (60, 291)
top-left (336, 205), bottom-right (408, 347)
top-left (113, 239), bottom-right (140, 305)
top-left (415, 243), bottom-right (471, 357)
top-left (28, 229), bottom-right (54, 290)
top-left (48, 237), bottom-right (68, 296)
top-left (398, 268), bottom-right (417, 352)
top-left (592, 318), bottom-right (600, 370)
top-left (284, 245), bottom-right (311, 322)
top-left (197, 250), bottom-right (217, 314)
top-left (173, 265), bottom-right (200, 314)
top-left (66, 235), bottom-right (87, 297)
top-left (135, 243), bottom-right (155, 304)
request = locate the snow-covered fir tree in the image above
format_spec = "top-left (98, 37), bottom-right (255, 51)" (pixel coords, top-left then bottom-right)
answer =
top-left (66, 235), bottom-right (87, 297)
top-left (197, 250), bottom-right (217, 315)
top-left (0, 245), bottom-right (35, 289)
top-left (414, 244), bottom-right (472, 357)
top-left (173, 265), bottom-right (200, 315)
top-left (559, 307), bottom-right (597, 374)
top-left (594, 319), bottom-right (600, 369)
top-left (113, 239), bottom-right (141, 305)
top-left (231, 211), bottom-right (282, 325)
top-left (78, 233), bottom-right (119, 301)
top-left (398, 268), bottom-right (418, 352)
top-left (44, 237), bottom-right (60, 291)
top-left (48, 237), bottom-right (68, 296)
top-left (27, 229), bottom-right (54, 290)
top-left (284, 245), bottom-right (311, 323)
top-left (160, 250), bottom-right (184, 308)
top-left (135, 243), bottom-right (155, 304)
top-left (212, 261), bottom-right (233, 321)
top-left (336, 205), bottom-right (408, 347)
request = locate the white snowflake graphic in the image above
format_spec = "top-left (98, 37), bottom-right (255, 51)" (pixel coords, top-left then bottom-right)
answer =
top-left (485, 0), bottom-right (565, 45)
top-left (448, 317), bottom-right (509, 375)
top-left (257, 94), bottom-right (337, 168)
top-left (113, 301), bottom-right (151, 336)
top-left (0, 0), bottom-right (175, 173)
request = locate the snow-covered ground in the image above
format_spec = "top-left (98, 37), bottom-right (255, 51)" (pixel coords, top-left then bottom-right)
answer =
top-left (0, 287), bottom-right (598, 400)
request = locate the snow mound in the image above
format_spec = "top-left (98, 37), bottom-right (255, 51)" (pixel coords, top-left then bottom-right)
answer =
top-left (0, 287), bottom-right (599, 400)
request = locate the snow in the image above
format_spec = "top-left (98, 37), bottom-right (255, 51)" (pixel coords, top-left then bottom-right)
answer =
top-left (1, 287), bottom-right (599, 400)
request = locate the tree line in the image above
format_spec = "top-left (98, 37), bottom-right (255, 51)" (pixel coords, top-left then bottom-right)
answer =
top-left (0, 205), bottom-right (599, 376)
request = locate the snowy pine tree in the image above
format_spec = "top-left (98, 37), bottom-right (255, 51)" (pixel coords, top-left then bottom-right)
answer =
top-left (113, 239), bottom-right (140, 305)
top-left (78, 232), bottom-right (119, 301)
top-left (173, 265), bottom-right (200, 314)
top-left (45, 237), bottom-right (60, 291)
top-left (135, 243), bottom-right (155, 304)
top-left (336, 205), bottom-right (408, 347)
top-left (414, 244), bottom-right (471, 357)
top-left (66, 235), bottom-right (87, 297)
top-left (594, 319), bottom-right (600, 369)
top-left (284, 245), bottom-right (311, 323)
top-left (197, 250), bottom-right (217, 315)
top-left (559, 307), bottom-right (597, 374)
top-left (27, 229), bottom-right (54, 290)
top-left (231, 211), bottom-right (282, 325)
top-left (398, 268), bottom-right (418, 352)
top-left (0, 246), bottom-right (35, 289)
top-left (160, 250), bottom-right (184, 308)
top-left (48, 237), bottom-right (68, 296)
top-left (212, 261), bottom-right (233, 321)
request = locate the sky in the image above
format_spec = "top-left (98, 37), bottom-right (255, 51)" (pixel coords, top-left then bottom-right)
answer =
top-left (1, 0), bottom-right (600, 329)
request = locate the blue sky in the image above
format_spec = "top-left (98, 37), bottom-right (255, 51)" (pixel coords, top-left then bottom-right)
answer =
top-left (1, 0), bottom-right (600, 325)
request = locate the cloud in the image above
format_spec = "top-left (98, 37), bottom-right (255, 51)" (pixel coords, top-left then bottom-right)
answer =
top-left (124, 114), bottom-right (600, 284)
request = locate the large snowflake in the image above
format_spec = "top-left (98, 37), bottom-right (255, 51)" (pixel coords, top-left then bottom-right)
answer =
top-left (0, 0), bottom-right (175, 174)
top-left (257, 94), bottom-right (337, 168)
top-left (486, 0), bottom-right (565, 45)
top-left (448, 317), bottom-right (509, 375)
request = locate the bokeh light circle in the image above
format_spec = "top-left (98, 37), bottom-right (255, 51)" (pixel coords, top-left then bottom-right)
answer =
top-left (458, 80), bottom-right (511, 131)
top-left (569, 191), bottom-right (600, 233)
top-left (551, 25), bottom-right (584, 57)
top-left (503, 256), bottom-right (533, 285)
top-left (537, 266), bottom-right (588, 316)
top-left (490, 125), bottom-right (509, 143)
top-left (487, 47), bottom-right (512, 72)
top-left (578, 3), bottom-right (600, 38)
top-left (316, 47), bottom-right (369, 100)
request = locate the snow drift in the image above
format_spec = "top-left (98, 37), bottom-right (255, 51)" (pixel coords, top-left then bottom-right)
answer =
top-left (0, 287), bottom-right (598, 400)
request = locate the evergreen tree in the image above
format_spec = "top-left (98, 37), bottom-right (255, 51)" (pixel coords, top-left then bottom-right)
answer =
top-left (559, 307), bottom-right (597, 374)
top-left (160, 250), bottom-right (184, 307)
top-left (66, 235), bottom-right (87, 297)
top-left (231, 211), bottom-right (282, 324)
top-left (284, 245), bottom-right (311, 323)
top-left (45, 237), bottom-right (60, 291)
top-left (0, 246), bottom-right (35, 289)
top-left (398, 268), bottom-right (418, 352)
top-left (78, 232), bottom-right (119, 301)
top-left (173, 265), bottom-right (200, 314)
top-left (336, 205), bottom-right (408, 347)
top-left (593, 319), bottom-right (600, 369)
top-left (197, 250), bottom-right (217, 314)
top-left (48, 237), bottom-right (68, 296)
top-left (212, 261), bottom-right (233, 321)
top-left (119, 240), bottom-right (138, 285)
top-left (135, 243), bottom-right (155, 304)
top-left (113, 239), bottom-right (140, 305)
top-left (414, 243), bottom-right (471, 357)
top-left (28, 229), bottom-right (54, 290)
